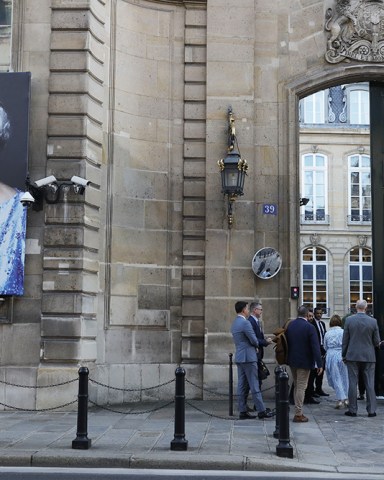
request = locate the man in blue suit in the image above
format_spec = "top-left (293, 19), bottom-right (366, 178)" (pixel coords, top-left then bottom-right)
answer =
top-left (230, 301), bottom-right (273, 420)
top-left (286, 305), bottom-right (323, 423)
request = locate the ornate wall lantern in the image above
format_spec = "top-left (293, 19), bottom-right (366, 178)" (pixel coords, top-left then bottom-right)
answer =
top-left (217, 107), bottom-right (248, 228)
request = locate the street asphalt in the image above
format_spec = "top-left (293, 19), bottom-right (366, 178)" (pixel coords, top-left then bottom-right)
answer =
top-left (0, 389), bottom-right (383, 475)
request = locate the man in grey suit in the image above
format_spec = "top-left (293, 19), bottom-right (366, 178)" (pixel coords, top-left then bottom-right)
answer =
top-left (230, 301), bottom-right (273, 419)
top-left (342, 299), bottom-right (381, 417)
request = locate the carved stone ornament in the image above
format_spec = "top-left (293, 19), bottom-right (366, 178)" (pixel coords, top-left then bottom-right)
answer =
top-left (325, 0), bottom-right (384, 63)
top-left (358, 235), bottom-right (368, 246)
top-left (310, 234), bottom-right (320, 245)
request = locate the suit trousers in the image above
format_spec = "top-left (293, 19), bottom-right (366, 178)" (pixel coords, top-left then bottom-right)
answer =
top-left (236, 362), bottom-right (266, 413)
top-left (346, 361), bottom-right (376, 414)
top-left (290, 367), bottom-right (311, 416)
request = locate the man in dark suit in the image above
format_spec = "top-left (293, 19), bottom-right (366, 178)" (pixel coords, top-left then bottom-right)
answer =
top-left (306, 307), bottom-right (329, 399)
top-left (286, 305), bottom-right (323, 423)
top-left (248, 302), bottom-right (272, 385)
top-left (230, 301), bottom-right (273, 420)
top-left (342, 299), bottom-right (381, 417)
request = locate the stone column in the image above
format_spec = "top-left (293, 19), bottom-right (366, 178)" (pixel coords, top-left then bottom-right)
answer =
top-left (181, 1), bottom-right (207, 364)
top-left (40, 0), bottom-right (105, 365)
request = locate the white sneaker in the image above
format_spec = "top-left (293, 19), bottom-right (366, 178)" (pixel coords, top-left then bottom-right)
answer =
top-left (335, 400), bottom-right (343, 409)
top-left (344, 399), bottom-right (349, 407)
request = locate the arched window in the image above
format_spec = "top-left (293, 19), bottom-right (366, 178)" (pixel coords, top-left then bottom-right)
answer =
top-left (302, 246), bottom-right (328, 314)
top-left (349, 247), bottom-right (372, 312)
top-left (301, 153), bottom-right (328, 223)
top-left (348, 154), bottom-right (371, 223)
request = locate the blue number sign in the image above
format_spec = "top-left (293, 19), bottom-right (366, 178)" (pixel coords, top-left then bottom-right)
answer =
top-left (263, 204), bottom-right (277, 215)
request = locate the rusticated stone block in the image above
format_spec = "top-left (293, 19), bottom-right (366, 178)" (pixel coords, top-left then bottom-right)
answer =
top-left (138, 285), bottom-right (168, 310)
top-left (181, 337), bottom-right (204, 361)
top-left (42, 339), bottom-right (96, 362)
top-left (41, 316), bottom-right (97, 338)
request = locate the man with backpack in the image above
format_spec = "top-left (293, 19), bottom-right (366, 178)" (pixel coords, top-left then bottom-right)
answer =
top-left (285, 305), bottom-right (323, 423)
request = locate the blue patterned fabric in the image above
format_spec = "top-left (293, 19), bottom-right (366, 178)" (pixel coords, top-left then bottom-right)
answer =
top-left (0, 190), bottom-right (26, 295)
top-left (324, 326), bottom-right (349, 400)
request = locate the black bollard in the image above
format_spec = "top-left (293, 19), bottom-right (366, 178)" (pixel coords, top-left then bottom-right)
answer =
top-left (72, 366), bottom-right (92, 449)
top-left (229, 353), bottom-right (234, 416)
top-left (273, 365), bottom-right (284, 439)
top-left (276, 369), bottom-right (293, 458)
top-left (170, 367), bottom-right (188, 451)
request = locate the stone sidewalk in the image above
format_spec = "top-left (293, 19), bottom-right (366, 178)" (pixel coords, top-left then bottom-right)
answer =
top-left (0, 394), bottom-right (382, 474)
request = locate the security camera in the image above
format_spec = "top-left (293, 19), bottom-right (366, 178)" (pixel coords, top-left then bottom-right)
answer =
top-left (20, 191), bottom-right (35, 208)
top-left (70, 176), bottom-right (90, 187)
top-left (34, 175), bottom-right (57, 188)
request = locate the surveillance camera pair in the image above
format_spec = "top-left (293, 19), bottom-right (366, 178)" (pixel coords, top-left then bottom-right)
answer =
top-left (20, 175), bottom-right (90, 207)
top-left (34, 175), bottom-right (90, 188)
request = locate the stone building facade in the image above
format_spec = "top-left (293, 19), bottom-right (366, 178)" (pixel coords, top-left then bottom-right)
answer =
top-left (0, 0), bottom-right (383, 408)
top-left (299, 84), bottom-right (372, 319)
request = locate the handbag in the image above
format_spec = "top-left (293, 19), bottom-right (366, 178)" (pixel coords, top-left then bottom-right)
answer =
top-left (258, 359), bottom-right (270, 380)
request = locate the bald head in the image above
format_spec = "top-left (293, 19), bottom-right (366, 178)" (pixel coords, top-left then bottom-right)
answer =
top-left (356, 299), bottom-right (367, 312)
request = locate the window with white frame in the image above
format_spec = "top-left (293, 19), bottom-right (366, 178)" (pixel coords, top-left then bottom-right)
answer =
top-left (302, 246), bottom-right (328, 314)
top-left (349, 247), bottom-right (372, 313)
top-left (302, 153), bottom-right (327, 222)
top-left (348, 154), bottom-right (371, 223)
top-left (302, 91), bottom-right (326, 124)
top-left (344, 84), bottom-right (370, 125)
top-left (0, 0), bottom-right (12, 71)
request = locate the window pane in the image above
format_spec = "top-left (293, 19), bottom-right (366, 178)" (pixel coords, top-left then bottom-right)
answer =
top-left (361, 156), bottom-right (370, 167)
top-left (304, 155), bottom-right (313, 167)
top-left (316, 248), bottom-right (327, 261)
top-left (316, 265), bottom-right (326, 280)
top-left (363, 266), bottom-right (372, 281)
top-left (362, 248), bottom-right (372, 262)
top-left (350, 172), bottom-right (359, 184)
top-left (303, 265), bottom-right (313, 280)
top-left (350, 265), bottom-right (359, 280)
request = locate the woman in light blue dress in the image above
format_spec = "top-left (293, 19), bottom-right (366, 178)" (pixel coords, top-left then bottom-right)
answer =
top-left (324, 314), bottom-right (349, 408)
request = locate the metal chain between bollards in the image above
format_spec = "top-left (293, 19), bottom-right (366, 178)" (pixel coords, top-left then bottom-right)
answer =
top-left (89, 377), bottom-right (175, 392)
top-left (89, 399), bottom-right (174, 415)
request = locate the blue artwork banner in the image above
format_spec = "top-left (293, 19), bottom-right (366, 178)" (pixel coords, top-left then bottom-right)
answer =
top-left (0, 72), bottom-right (31, 295)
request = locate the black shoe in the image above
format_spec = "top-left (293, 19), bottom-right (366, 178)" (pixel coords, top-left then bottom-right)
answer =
top-left (258, 410), bottom-right (273, 419)
top-left (368, 412), bottom-right (377, 417)
top-left (304, 397), bottom-right (320, 404)
top-left (358, 394), bottom-right (365, 400)
top-left (312, 392), bottom-right (320, 398)
top-left (316, 390), bottom-right (329, 397)
top-left (253, 406), bottom-right (271, 413)
top-left (239, 412), bottom-right (256, 420)
top-left (345, 411), bottom-right (357, 417)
